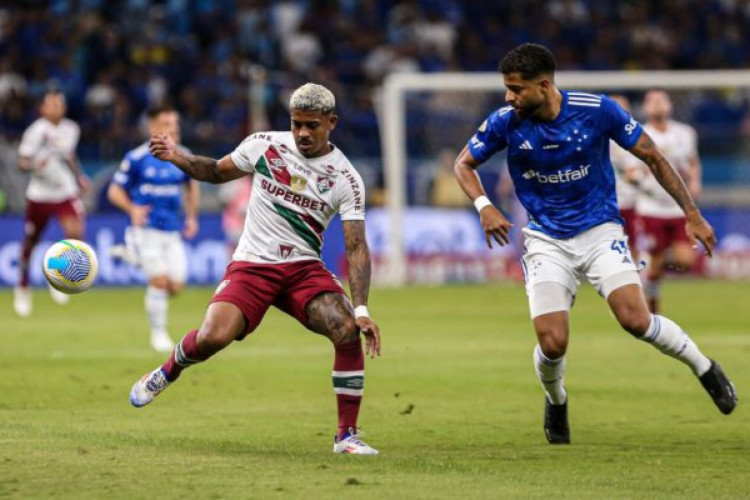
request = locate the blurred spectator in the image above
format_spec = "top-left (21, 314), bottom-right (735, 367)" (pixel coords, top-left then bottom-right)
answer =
top-left (1, 0), bottom-right (750, 171)
top-left (430, 148), bottom-right (470, 208)
top-left (218, 176), bottom-right (253, 255)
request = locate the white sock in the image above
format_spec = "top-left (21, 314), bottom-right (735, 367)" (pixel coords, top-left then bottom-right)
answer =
top-left (145, 285), bottom-right (169, 336)
top-left (641, 314), bottom-right (711, 376)
top-left (534, 344), bottom-right (567, 405)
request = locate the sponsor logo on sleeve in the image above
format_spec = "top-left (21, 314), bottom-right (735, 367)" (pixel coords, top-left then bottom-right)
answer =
top-left (625, 117), bottom-right (638, 135)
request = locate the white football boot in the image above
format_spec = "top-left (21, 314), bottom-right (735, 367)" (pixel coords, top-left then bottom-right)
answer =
top-left (13, 286), bottom-right (32, 317)
top-left (109, 244), bottom-right (139, 266)
top-left (130, 367), bottom-right (171, 407)
top-left (48, 282), bottom-right (70, 305)
top-left (333, 428), bottom-right (379, 455)
top-left (110, 228), bottom-right (140, 266)
top-left (150, 330), bottom-right (175, 353)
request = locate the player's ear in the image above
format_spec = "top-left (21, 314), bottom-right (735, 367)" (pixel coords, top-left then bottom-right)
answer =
top-left (539, 77), bottom-right (551, 93)
top-left (328, 114), bottom-right (338, 131)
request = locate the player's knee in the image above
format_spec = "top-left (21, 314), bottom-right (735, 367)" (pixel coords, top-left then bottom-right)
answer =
top-left (535, 326), bottom-right (567, 358)
top-left (168, 281), bottom-right (184, 296)
top-left (617, 310), bottom-right (651, 337)
top-left (672, 250), bottom-right (696, 270)
top-left (149, 276), bottom-right (169, 289)
top-left (329, 315), bottom-right (358, 347)
top-left (197, 319), bottom-right (235, 352)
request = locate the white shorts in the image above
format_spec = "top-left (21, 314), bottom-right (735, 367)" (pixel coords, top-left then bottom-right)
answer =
top-left (522, 223), bottom-right (640, 318)
top-left (127, 226), bottom-right (187, 283)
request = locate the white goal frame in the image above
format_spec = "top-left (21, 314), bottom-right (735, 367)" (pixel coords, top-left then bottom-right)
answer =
top-left (379, 70), bottom-right (750, 285)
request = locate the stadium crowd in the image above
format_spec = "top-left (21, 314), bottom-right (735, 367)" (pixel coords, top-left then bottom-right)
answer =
top-left (1, 0), bottom-right (750, 162)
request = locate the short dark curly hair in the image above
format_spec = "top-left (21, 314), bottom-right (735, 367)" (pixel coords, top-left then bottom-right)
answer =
top-left (146, 104), bottom-right (177, 120)
top-left (499, 44), bottom-right (557, 80)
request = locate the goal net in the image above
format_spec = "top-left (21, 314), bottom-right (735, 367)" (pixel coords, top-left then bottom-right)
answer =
top-left (378, 71), bottom-right (750, 285)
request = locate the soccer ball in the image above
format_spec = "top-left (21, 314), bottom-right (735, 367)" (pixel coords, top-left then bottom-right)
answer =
top-left (42, 239), bottom-right (99, 294)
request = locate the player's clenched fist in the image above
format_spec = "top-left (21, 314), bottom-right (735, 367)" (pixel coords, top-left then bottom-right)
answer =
top-left (149, 133), bottom-right (176, 161)
top-left (480, 205), bottom-right (514, 248)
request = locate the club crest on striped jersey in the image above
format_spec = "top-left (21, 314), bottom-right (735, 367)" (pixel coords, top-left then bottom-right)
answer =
top-left (265, 146), bottom-right (292, 185)
top-left (316, 175), bottom-right (334, 194)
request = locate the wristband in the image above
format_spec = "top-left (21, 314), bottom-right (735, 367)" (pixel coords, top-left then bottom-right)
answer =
top-left (354, 305), bottom-right (370, 318)
top-left (473, 195), bottom-right (493, 213)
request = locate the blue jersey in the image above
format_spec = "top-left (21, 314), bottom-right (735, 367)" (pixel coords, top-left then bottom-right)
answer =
top-left (468, 91), bottom-right (644, 239)
top-left (112, 143), bottom-right (190, 231)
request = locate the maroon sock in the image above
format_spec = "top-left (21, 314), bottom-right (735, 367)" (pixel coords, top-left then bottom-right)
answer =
top-left (332, 339), bottom-right (364, 439)
top-left (19, 241), bottom-right (33, 288)
top-left (161, 330), bottom-right (209, 381)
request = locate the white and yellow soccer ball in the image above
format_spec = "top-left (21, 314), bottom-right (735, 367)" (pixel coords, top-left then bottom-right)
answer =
top-left (42, 239), bottom-right (99, 294)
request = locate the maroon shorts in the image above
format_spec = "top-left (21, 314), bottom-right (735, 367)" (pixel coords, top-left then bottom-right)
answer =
top-left (620, 208), bottom-right (639, 250)
top-left (25, 198), bottom-right (85, 234)
top-left (211, 259), bottom-right (347, 338)
top-left (639, 215), bottom-right (689, 253)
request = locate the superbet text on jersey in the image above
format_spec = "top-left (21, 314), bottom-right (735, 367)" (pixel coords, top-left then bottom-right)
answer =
top-left (229, 131), bottom-right (365, 263)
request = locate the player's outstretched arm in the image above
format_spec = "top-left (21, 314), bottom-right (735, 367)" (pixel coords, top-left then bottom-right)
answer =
top-left (149, 134), bottom-right (246, 184)
top-left (629, 132), bottom-right (715, 256)
top-left (343, 220), bottom-right (380, 358)
top-left (453, 145), bottom-right (513, 248)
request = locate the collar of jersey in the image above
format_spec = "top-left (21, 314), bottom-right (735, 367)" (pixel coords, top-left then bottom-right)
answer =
top-left (293, 141), bottom-right (338, 162)
top-left (528, 90), bottom-right (568, 125)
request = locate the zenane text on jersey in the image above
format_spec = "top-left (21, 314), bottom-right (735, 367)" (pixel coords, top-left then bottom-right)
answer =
top-left (18, 117), bottom-right (80, 203)
top-left (113, 143), bottom-right (191, 231)
top-left (468, 91), bottom-right (644, 239)
top-left (230, 131), bottom-right (365, 263)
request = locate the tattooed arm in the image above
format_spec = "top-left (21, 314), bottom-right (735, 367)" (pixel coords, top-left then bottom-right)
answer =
top-left (150, 134), bottom-right (246, 184)
top-left (343, 219), bottom-right (380, 357)
top-left (629, 132), bottom-right (716, 256)
top-left (343, 220), bottom-right (371, 308)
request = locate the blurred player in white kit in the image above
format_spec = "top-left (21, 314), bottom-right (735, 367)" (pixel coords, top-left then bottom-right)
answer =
top-left (108, 105), bottom-right (200, 353)
top-left (14, 90), bottom-right (90, 317)
top-left (627, 90), bottom-right (702, 313)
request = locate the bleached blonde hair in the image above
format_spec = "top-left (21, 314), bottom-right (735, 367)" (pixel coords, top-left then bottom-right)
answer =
top-left (289, 83), bottom-right (336, 114)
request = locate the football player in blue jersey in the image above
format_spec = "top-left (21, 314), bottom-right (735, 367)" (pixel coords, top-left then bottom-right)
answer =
top-left (454, 44), bottom-right (736, 444)
top-left (108, 105), bottom-right (200, 353)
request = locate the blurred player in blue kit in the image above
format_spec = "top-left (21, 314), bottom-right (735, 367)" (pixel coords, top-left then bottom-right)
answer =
top-left (108, 105), bottom-right (200, 353)
top-left (454, 44), bottom-right (737, 444)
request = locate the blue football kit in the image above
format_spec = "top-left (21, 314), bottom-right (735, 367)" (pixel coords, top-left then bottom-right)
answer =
top-left (468, 91), bottom-right (644, 239)
top-left (113, 143), bottom-right (190, 231)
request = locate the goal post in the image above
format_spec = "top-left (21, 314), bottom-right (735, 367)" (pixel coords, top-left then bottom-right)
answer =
top-left (379, 70), bottom-right (750, 286)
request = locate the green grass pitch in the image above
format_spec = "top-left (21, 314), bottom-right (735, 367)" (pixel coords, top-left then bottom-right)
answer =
top-left (1, 281), bottom-right (748, 499)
